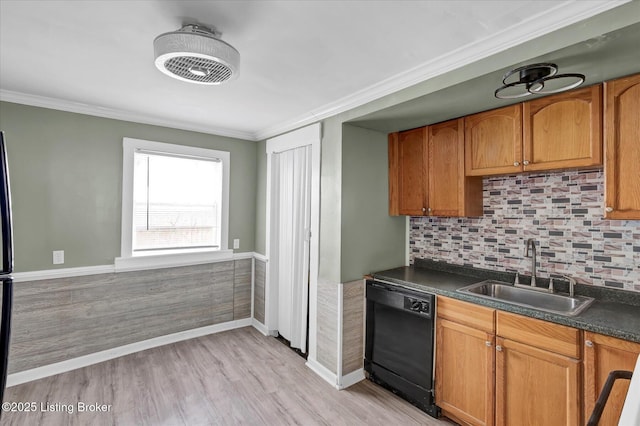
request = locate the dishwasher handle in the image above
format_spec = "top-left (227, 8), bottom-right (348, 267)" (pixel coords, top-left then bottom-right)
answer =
top-left (366, 280), bottom-right (434, 318)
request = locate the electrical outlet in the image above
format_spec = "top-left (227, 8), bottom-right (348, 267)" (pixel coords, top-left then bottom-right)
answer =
top-left (233, 239), bottom-right (240, 249)
top-left (53, 250), bottom-right (64, 265)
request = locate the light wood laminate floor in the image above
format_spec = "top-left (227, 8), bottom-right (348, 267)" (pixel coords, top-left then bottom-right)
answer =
top-left (3, 327), bottom-right (451, 425)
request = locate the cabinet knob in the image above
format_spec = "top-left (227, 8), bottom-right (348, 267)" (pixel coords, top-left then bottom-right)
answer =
top-left (523, 160), bottom-right (530, 166)
top-left (496, 345), bottom-right (503, 352)
top-left (585, 340), bottom-right (594, 348)
top-left (513, 161), bottom-right (520, 167)
top-left (422, 207), bottom-right (426, 213)
top-left (485, 341), bottom-right (492, 347)
top-left (605, 207), bottom-right (614, 213)
top-left (427, 207), bottom-right (432, 213)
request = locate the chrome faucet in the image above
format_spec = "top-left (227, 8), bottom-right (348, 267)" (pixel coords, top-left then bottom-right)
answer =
top-left (562, 275), bottom-right (577, 297)
top-left (525, 238), bottom-right (537, 287)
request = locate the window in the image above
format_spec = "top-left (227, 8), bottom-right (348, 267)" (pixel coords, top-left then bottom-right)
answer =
top-left (117, 138), bottom-right (230, 269)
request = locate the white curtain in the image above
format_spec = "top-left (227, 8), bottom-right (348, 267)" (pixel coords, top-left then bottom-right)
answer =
top-left (273, 145), bottom-right (311, 352)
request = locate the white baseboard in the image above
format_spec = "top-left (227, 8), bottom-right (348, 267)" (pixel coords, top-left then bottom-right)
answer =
top-left (338, 368), bottom-right (365, 389)
top-left (306, 357), bottom-right (338, 389)
top-left (7, 318), bottom-right (252, 388)
top-left (251, 318), bottom-right (270, 336)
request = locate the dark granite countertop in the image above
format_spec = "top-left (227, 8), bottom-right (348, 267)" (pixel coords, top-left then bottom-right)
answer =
top-left (371, 259), bottom-right (640, 344)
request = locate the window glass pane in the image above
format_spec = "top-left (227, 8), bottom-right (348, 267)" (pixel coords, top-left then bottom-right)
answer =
top-left (132, 152), bottom-right (222, 252)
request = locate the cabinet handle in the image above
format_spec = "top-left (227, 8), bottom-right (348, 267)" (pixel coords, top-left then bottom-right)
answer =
top-left (605, 207), bottom-right (614, 213)
top-left (585, 340), bottom-right (594, 348)
top-left (485, 341), bottom-right (492, 347)
top-left (427, 207), bottom-right (432, 213)
top-left (496, 345), bottom-right (503, 352)
top-left (523, 160), bottom-right (530, 166)
top-left (513, 161), bottom-right (520, 167)
top-left (422, 207), bottom-right (426, 212)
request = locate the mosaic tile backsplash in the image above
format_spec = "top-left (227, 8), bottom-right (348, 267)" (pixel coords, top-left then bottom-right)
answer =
top-left (409, 169), bottom-right (640, 292)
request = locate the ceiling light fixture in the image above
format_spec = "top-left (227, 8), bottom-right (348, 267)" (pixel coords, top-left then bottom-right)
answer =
top-left (154, 24), bottom-right (240, 85)
top-left (494, 63), bottom-right (585, 99)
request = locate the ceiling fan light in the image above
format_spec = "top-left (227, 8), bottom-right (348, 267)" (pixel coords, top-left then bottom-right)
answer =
top-left (495, 63), bottom-right (585, 99)
top-left (154, 24), bottom-right (240, 85)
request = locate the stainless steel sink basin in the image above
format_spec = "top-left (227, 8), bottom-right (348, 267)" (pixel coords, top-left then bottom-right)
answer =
top-left (457, 280), bottom-right (595, 316)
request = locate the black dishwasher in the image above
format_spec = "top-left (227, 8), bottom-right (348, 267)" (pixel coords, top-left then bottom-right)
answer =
top-left (364, 279), bottom-right (439, 418)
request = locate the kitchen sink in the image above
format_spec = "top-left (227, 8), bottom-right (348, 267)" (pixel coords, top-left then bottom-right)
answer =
top-left (457, 280), bottom-right (595, 316)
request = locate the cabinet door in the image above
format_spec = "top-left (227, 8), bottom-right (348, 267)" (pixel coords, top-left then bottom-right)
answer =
top-left (428, 119), bottom-right (463, 216)
top-left (523, 85), bottom-right (602, 171)
top-left (388, 128), bottom-right (428, 216)
top-left (436, 318), bottom-right (495, 426)
top-left (604, 73), bottom-right (640, 219)
top-left (496, 337), bottom-right (581, 426)
top-left (428, 119), bottom-right (483, 217)
top-left (584, 332), bottom-right (640, 426)
top-left (465, 104), bottom-right (523, 176)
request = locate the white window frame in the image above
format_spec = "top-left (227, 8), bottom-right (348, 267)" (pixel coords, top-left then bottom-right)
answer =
top-left (115, 137), bottom-right (231, 272)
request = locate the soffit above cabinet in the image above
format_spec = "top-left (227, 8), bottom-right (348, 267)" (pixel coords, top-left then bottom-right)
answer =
top-left (349, 21), bottom-right (640, 134)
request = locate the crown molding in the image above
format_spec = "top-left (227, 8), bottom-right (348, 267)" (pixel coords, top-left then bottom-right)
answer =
top-left (0, 1), bottom-right (628, 143)
top-left (254, 0), bottom-right (629, 140)
top-left (0, 89), bottom-right (258, 141)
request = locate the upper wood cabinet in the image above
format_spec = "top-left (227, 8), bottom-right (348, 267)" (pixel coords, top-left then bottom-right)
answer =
top-left (465, 85), bottom-right (603, 176)
top-left (389, 119), bottom-right (482, 217)
top-left (465, 104), bottom-right (523, 176)
top-left (583, 332), bottom-right (640, 426)
top-left (523, 85), bottom-right (602, 171)
top-left (604, 73), bottom-right (640, 219)
top-left (388, 127), bottom-right (427, 216)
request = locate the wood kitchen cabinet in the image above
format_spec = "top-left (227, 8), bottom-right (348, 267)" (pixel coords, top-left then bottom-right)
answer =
top-left (583, 332), bottom-right (640, 426)
top-left (523, 85), bottom-right (602, 171)
top-left (389, 119), bottom-right (482, 217)
top-left (465, 104), bottom-right (523, 176)
top-left (436, 297), bottom-right (495, 426)
top-left (495, 312), bottom-right (581, 426)
top-left (436, 299), bottom-right (583, 426)
top-left (465, 85), bottom-right (602, 176)
top-left (388, 127), bottom-right (427, 216)
top-left (604, 73), bottom-right (640, 219)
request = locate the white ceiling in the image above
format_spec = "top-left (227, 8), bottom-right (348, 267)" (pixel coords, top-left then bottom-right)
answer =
top-left (0, 1), bottom-right (628, 141)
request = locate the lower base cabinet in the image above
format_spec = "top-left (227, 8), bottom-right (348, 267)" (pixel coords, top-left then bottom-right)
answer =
top-left (436, 318), bottom-right (495, 426)
top-left (435, 297), bottom-right (584, 426)
top-left (496, 337), bottom-right (581, 426)
top-left (583, 332), bottom-right (640, 426)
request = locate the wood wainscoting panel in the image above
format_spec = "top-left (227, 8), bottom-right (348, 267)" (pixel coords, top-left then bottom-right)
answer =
top-left (233, 259), bottom-right (252, 320)
top-left (316, 281), bottom-right (339, 374)
top-left (253, 258), bottom-right (266, 324)
top-left (8, 261), bottom-right (237, 373)
top-left (342, 280), bottom-right (365, 375)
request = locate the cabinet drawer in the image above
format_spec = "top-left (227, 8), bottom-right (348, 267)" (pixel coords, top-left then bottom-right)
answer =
top-left (496, 311), bottom-right (581, 358)
top-left (437, 296), bottom-right (495, 333)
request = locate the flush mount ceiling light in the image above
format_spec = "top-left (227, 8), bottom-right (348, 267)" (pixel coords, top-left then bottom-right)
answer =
top-left (154, 24), bottom-right (240, 85)
top-left (494, 63), bottom-right (585, 99)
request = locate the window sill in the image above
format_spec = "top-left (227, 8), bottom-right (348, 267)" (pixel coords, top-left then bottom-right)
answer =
top-left (114, 249), bottom-right (234, 273)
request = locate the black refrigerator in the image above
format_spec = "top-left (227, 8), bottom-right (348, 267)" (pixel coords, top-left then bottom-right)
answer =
top-left (0, 131), bottom-right (14, 405)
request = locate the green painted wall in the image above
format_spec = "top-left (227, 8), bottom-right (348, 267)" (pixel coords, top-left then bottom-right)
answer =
top-left (340, 124), bottom-right (405, 282)
top-left (254, 139), bottom-right (267, 255)
top-left (0, 102), bottom-right (257, 272)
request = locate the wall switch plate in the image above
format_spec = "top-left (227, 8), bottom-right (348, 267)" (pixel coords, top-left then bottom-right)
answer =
top-left (53, 250), bottom-right (64, 265)
top-left (233, 239), bottom-right (240, 249)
